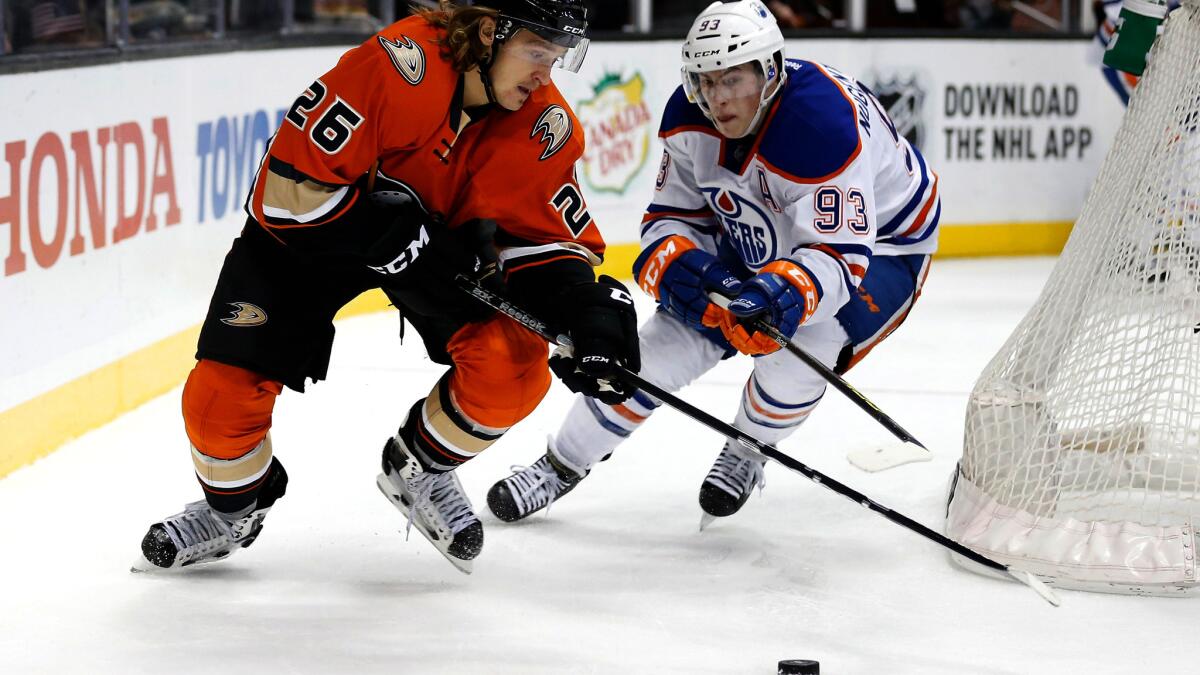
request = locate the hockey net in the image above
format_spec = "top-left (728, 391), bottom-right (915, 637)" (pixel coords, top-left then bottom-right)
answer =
top-left (946, 0), bottom-right (1200, 596)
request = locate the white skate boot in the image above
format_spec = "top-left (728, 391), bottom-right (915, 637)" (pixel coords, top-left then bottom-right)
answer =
top-left (134, 459), bottom-right (287, 572)
top-left (376, 432), bottom-right (483, 574)
top-left (698, 440), bottom-right (766, 530)
top-left (487, 444), bottom-right (587, 522)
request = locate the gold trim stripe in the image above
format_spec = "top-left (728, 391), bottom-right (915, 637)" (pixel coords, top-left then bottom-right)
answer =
top-left (594, 220), bottom-right (1075, 277)
top-left (934, 220), bottom-right (1074, 258)
top-left (0, 221), bottom-right (1073, 480)
top-left (0, 291), bottom-right (387, 480)
top-left (422, 383), bottom-right (496, 457)
top-left (0, 326), bottom-right (201, 480)
top-left (192, 434), bottom-right (274, 487)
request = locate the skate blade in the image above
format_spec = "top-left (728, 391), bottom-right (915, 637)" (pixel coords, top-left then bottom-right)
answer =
top-left (376, 474), bottom-right (474, 576)
top-left (699, 512), bottom-right (717, 532)
top-left (129, 554), bottom-right (225, 574)
top-left (129, 556), bottom-right (183, 574)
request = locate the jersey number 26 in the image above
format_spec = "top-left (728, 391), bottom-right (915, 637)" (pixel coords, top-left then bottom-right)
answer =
top-left (286, 79), bottom-right (365, 155)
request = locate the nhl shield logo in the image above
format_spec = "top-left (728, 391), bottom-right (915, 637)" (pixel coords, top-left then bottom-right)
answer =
top-left (577, 72), bottom-right (653, 194)
top-left (870, 74), bottom-right (927, 151)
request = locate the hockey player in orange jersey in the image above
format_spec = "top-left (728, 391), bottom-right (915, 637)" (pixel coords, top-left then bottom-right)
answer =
top-left (133, 1), bottom-right (640, 574)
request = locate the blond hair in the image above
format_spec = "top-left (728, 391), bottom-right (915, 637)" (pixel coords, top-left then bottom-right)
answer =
top-left (413, 2), bottom-right (500, 72)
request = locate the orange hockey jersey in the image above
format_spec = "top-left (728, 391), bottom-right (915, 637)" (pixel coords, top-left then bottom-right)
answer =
top-left (247, 15), bottom-right (604, 275)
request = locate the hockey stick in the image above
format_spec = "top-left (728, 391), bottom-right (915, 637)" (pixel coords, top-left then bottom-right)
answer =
top-left (455, 274), bottom-right (1060, 607)
top-left (708, 293), bottom-right (928, 452)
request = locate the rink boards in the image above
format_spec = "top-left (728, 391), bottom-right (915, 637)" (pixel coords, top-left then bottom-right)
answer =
top-left (0, 37), bottom-right (1127, 477)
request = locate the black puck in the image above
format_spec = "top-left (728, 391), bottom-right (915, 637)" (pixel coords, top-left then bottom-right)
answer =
top-left (778, 660), bottom-right (819, 675)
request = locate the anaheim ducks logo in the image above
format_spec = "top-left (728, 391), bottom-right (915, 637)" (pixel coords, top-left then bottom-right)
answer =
top-left (379, 35), bottom-right (425, 86)
top-left (221, 302), bottom-right (268, 327)
top-left (531, 105), bottom-right (572, 161)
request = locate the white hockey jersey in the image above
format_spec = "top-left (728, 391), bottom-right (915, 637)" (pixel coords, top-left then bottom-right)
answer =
top-left (643, 59), bottom-right (940, 325)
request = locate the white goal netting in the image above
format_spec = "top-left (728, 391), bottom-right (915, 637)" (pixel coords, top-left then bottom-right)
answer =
top-left (946, 0), bottom-right (1200, 595)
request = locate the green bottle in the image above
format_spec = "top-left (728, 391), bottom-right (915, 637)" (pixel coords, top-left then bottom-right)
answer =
top-left (1103, 0), bottom-right (1170, 76)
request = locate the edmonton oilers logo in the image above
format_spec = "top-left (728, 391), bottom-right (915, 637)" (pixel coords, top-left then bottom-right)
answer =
top-left (701, 187), bottom-right (778, 268)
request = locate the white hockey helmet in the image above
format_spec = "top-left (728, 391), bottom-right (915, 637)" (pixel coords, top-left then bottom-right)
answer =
top-left (681, 1), bottom-right (787, 131)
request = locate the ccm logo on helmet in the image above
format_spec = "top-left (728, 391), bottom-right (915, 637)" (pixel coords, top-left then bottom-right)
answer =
top-left (693, 49), bottom-right (721, 58)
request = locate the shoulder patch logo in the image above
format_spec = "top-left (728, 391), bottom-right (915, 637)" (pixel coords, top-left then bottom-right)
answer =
top-left (379, 35), bottom-right (425, 86)
top-left (531, 105), bottom-right (573, 161)
top-left (221, 302), bottom-right (268, 327)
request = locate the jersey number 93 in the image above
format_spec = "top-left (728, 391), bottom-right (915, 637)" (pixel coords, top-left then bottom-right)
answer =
top-left (813, 186), bottom-right (870, 235)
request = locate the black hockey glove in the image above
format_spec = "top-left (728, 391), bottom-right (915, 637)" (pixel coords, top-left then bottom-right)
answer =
top-left (365, 213), bottom-right (482, 280)
top-left (548, 275), bottom-right (642, 405)
top-left (369, 216), bottom-right (502, 320)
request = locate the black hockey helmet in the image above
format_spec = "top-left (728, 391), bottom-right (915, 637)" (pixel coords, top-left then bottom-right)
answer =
top-left (482, 0), bottom-right (590, 72)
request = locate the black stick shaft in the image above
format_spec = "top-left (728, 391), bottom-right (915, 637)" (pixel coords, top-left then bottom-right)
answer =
top-left (457, 275), bottom-right (1009, 574)
top-left (626, 374), bottom-right (1005, 573)
top-left (709, 294), bottom-right (926, 450)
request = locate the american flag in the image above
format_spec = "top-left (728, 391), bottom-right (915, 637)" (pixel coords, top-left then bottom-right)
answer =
top-left (30, 2), bottom-right (87, 40)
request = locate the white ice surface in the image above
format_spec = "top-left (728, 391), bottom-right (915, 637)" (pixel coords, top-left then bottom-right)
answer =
top-left (0, 258), bottom-right (1193, 674)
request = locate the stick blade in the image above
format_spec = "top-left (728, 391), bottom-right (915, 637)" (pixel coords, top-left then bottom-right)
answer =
top-left (1006, 568), bottom-right (1061, 607)
top-left (847, 444), bottom-right (932, 472)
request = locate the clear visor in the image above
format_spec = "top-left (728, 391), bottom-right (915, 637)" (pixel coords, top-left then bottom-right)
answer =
top-left (685, 66), bottom-right (768, 114)
top-left (505, 22), bottom-right (590, 73)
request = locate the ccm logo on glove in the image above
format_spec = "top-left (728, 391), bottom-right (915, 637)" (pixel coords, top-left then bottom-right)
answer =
top-left (368, 225), bottom-right (430, 275)
top-left (637, 236), bottom-right (694, 299)
top-left (608, 288), bottom-right (634, 306)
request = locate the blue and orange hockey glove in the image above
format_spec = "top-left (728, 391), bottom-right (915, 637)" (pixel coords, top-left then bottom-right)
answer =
top-left (709, 260), bottom-right (819, 355)
top-left (634, 235), bottom-right (742, 331)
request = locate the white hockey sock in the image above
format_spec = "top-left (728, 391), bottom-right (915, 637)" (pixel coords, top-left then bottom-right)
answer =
top-left (553, 390), bottom-right (662, 473)
top-left (734, 374), bottom-right (825, 446)
top-left (552, 311), bottom-right (728, 472)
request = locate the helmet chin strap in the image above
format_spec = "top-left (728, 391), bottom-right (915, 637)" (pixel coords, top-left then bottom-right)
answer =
top-left (478, 40), bottom-right (503, 106)
top-left (740, 85), bottom-right (778, 137)
top-left (742, 64), bottom-right (787, 137)
top-left (479, 66), bottom-right (500, 106)
top-left (705, 76), bottom-right (781, 139)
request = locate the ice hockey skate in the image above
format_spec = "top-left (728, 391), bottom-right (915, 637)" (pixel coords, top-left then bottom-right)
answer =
top-left (698, 440), bottom-right (766, 530)
top-left (376, 431), bottom-right (483, 574)
top-left (133, 459), bottom-right (287, 572)
top-left (487, 445), bottom-right (587, 522)
top-left (133, 501), bottom-right (271, 572)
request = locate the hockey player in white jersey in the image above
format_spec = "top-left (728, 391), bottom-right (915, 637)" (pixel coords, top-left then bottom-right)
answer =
top-left (488, 0), bottom-right (941, 525)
